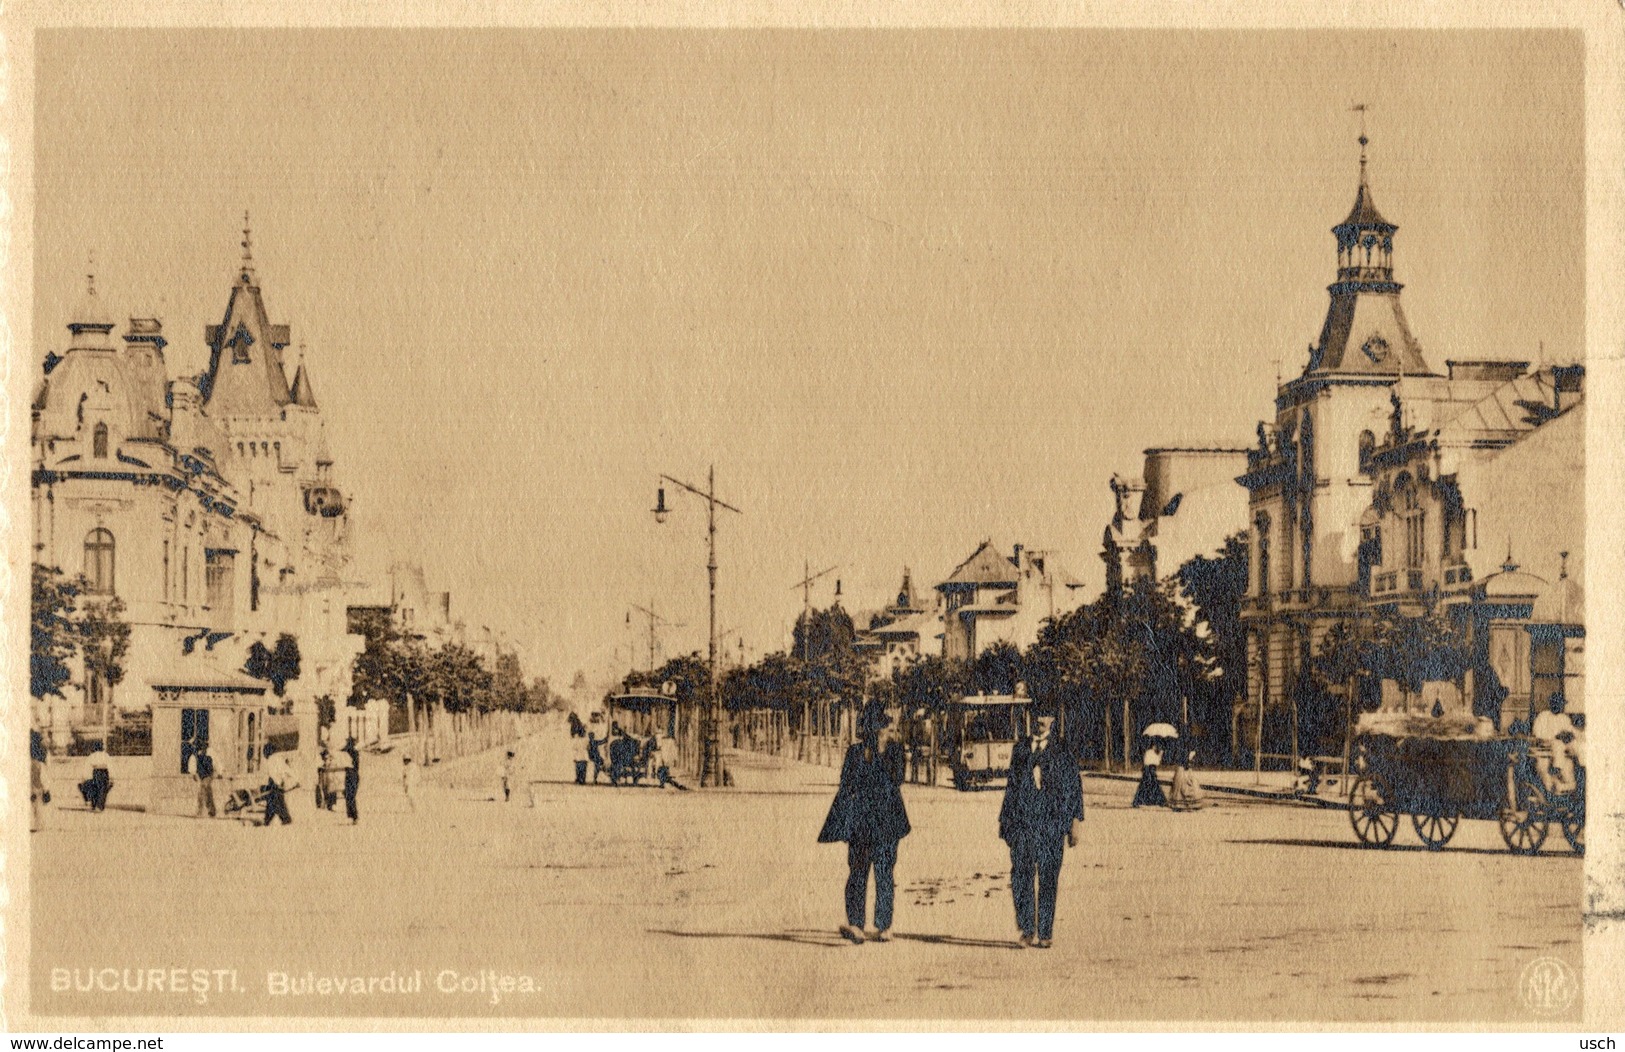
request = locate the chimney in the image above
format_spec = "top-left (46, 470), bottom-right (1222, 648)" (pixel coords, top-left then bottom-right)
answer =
top-left (1012, 543), bottom-right (1024, 569)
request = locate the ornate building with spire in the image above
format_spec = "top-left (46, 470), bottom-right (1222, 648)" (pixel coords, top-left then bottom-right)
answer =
top-left (1235, 139), bottom-right (1585, 764)
top-left (31, 221), bottom-right (361, 778)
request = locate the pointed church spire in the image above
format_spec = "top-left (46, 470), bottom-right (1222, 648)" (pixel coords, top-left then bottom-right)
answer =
top-left (290, 343), bottom-right (318, 408)
top-left (1333, 113), bottom-right (1395, 279)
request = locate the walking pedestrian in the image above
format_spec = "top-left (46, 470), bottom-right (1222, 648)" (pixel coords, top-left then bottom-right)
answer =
top-left (401, 755), bottom-right (419, 812)
top-left (262, 745), bottom-right (293, 826)
top-left (588, 725), bottom-right (607, 780)
top-left (31, 730), bottom-right (50, 832)
top-left (1132, 740), bottom-right (1168, 808)
top-left (315, 747), bottom-right (332, 811)
top-left (80, 744), bottom-right (113, 812)
top-left (571, 719), bottom-right (589, 785)
top-left (818, 700), bottom-right (910, 945)
top-left (998, 711), bottom-right (1084, 949)
top-left (1169, 750), bottom-right (1206, 812)
top-left (194, 743), bottom-right (218, 818)
top-left (342, 737), bottom-right (361, 824)
top-left (501, 750), bottom-right (516, 802)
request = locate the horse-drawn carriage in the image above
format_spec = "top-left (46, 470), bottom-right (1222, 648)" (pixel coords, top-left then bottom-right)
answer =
top-left (1347, 713), bottom-right (1584, 855)
top-left (599, 691), bottom-right (682, 787)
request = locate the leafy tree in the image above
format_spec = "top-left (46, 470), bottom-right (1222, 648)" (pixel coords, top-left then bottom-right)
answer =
top-left (31, 562), bottom-right (131, 706)
top-left (792, 604), bottom-right (857, 665)
top-left (491, 650), bottom-right (527, 711)
top-left (893, 654), bottom-right (968, 716)
top-left (424, 642), bottom-right (493, 714)
top-left (348, 608), bottom-right (429, 729)
top-left (1307, 619), bottom-right (1378, 758)
top-left (32, 563), bottom-right (80, 700)
top-left (525, 675), bottom-right (561, 713)
top-left (244, 632), bottom-right (302, 696)
top-left (315, 694), bottom-right (337, 729)
top-left (1022, 577), bottom-right (1206, 769)
top-left (1177, 533), bottom-right (1249, 762)
top-left (970, 640), bottom-right (1023, 696)
top-left (1362, 605), bottom-right (1472, 706)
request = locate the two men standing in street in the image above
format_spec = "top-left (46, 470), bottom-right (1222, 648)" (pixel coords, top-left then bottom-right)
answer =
top-left (999, 711), bottom-right (1084, 949)
top-left (818, 701), bottom-right (1086, 949)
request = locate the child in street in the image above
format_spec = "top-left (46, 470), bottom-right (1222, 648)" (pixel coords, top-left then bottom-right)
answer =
top-left (401, 755), bottom-right (419, 812)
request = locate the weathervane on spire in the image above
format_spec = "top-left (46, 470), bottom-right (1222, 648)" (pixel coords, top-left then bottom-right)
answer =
top-left (86, 250), bottom-right (97, 298)
top-left (241, 211), bottom-right (254, 262)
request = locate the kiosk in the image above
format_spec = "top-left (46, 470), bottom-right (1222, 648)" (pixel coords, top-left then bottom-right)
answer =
top-left (148, 674), bottom-right (272, 816)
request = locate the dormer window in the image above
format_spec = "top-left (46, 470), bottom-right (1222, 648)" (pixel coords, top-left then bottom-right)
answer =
top-left (228, 322), bottom-right (254, 364)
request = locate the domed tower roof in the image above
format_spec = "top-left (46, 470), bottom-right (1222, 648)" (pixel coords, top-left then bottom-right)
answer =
top-left (35, 271), bottom-right (148, 443)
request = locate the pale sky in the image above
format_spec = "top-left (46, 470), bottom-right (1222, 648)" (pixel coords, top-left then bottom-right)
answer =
top-left (34, 29), bottom-right (1584, 687)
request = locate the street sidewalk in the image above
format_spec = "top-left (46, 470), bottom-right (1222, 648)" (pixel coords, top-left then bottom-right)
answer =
top-left (1089, 766), bottom-right (1350, 808)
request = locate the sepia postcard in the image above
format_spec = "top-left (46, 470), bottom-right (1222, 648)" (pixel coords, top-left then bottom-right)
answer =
top-left (3, 0), bottom-right (1622, 1034)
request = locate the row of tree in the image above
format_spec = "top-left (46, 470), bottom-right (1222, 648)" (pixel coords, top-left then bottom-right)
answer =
top-left (619, 531), bottom-right (1481, 771)
top-left (347, 608), bottom-right (561, 733)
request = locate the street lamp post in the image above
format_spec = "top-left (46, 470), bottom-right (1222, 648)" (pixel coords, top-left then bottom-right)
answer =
top-left (653, 465), bottom-right (742, 788)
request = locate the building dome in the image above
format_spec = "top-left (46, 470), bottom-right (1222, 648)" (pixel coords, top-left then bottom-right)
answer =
top-left (1531, 571), bottom-right (1583, 626)
top-left (1479, 559), bottom-right (1547, 602)
top-left (35, 344), bottom-right (143, 445)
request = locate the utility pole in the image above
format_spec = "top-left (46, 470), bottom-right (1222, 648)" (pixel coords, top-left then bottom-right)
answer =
top-left (790, 562), bottom-right (838, 662)
top-left (630, 601), bottom-right (684, 673)
top-left (653, 466), bottom-right (742, 788)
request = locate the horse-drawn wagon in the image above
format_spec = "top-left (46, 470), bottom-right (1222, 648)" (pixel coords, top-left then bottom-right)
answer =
top-left (1347, 712), bottom-right (1583, 855)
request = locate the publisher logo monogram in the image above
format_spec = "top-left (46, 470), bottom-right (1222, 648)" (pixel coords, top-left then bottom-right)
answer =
top-left (1519, 957), bottom-right (1578, 1014)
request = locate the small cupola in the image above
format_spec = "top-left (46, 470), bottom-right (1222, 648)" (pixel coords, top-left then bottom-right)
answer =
top-left (1331, 133), bottom-right (1399, 291)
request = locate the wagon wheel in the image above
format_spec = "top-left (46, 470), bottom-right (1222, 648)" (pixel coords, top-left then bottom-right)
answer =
top-left (1349, 772), bottom-right (1399, 848)
top-left (1499, 778), bottom-right (1550, 856)
top-left (1561, 815), bottom-right (1584, 856)
top-left (1411, 808), bottom-right (1460, 851)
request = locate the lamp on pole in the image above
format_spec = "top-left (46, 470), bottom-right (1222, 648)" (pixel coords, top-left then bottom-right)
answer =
top-left (653, 466), bottom-right (742, 788)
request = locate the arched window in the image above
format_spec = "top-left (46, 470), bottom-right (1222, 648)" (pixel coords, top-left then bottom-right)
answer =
top-left (1398, 475), bottom-right (1425, 572)
top-left (84, 528), bottom-right (115, 594)
top-left (92, 422), bottom-right (109, 459)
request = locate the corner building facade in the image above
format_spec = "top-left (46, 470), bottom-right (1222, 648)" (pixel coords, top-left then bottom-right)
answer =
top-left (1235, 143), bottom-right (1562, 761)
top-left (31, 234), bottom-right (361, 775)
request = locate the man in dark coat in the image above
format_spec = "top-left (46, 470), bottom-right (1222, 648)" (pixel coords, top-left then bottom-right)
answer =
top-left (818, 702), bottom-right (910, 944)
top-left (998, 712), bottom-right (1084, 948)
top-left (341, 737), bottom-right (361, 824)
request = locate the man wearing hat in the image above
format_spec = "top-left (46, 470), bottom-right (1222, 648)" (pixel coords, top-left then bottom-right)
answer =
top-left (999, 710), bottom-right (1084, 948)
top-left (818, 699), bottom-right (910, 944)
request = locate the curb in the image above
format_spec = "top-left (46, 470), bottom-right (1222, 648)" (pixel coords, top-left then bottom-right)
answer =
top-left (1084, 770), bottom-right (1345, 809)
